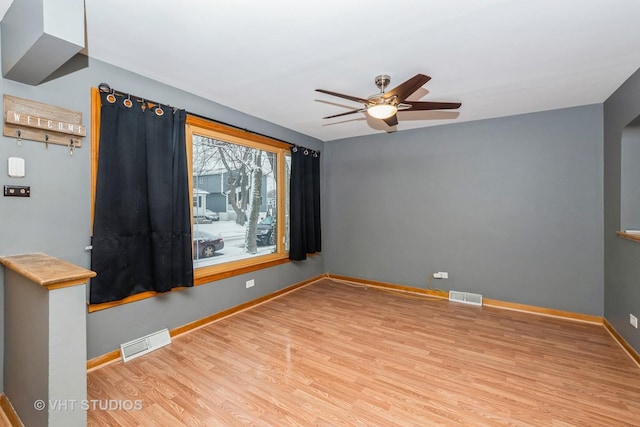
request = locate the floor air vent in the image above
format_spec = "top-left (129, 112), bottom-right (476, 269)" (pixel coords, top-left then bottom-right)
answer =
top-left (120, 329), bottom-right (171, 362)
top-left (449, 290), bottom-right (483, 306)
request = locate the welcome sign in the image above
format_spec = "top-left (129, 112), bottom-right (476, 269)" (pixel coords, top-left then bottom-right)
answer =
top-left (3, 94), bottom-right (86, 148)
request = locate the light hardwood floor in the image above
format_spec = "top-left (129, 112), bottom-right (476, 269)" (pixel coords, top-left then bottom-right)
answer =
top-left (87, 279), bottom-right (640, 426)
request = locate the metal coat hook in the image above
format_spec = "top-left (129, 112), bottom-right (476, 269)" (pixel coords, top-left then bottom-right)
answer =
top-left (16, 130), bottom-right (22, 146)
top-left (69, 139), bottom-right (75, 156)
top-left (45, 134), bottom-right (49, 149)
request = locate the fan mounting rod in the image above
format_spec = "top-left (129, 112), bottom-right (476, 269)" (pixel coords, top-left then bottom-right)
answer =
top-left (375, 75), bottom-right (391, 93)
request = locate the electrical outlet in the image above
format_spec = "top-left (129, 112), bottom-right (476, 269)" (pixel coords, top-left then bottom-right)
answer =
top-left (246, 279), bottom-right (255, 289)
top-left (630, 314), bottom-right (638, 329)
top-left (4, 185), bottom-right (30, 197)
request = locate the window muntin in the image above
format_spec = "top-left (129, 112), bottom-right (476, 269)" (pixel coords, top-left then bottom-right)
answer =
top-left (285, 152), bottom-right (291, 252)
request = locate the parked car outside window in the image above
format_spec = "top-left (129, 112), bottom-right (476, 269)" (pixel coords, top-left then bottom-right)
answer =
top-left (193, 230), bottom-right (224, 258)
top-left (256, 215), bottom-right (276, 246)
top-left (206, 210), bottom-right (220, 221)
top-left (194, 210), bottom-right (219, 224)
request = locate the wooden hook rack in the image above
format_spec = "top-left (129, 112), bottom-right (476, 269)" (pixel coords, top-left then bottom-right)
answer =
top-left (3, 94), bottom-right (86, 148)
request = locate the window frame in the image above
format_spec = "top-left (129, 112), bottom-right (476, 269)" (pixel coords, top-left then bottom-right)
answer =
top-left (186, 115), bottom-right (291, 285)
top-left (89, 88), bottom-right (291, 311)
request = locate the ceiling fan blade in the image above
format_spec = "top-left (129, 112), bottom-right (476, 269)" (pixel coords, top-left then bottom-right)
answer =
top-left (323, 109), bottom-right (366, 119)
top-left (382, 114), bottom-right (398, 126)
top-left (405, 101), bottom-right (462, 111)
top-left (316, 89), bottom-right (370, 105)
top-left (382, 74), bottom-right (431, 102)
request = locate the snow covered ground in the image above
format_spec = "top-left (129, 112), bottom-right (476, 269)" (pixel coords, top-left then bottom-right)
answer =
top-left (193, 220), bottom-right (276, 268)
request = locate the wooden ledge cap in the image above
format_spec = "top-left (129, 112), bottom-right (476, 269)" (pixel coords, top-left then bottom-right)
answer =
top-left (0, 253), bottom-right (96, 290)
top-left (616, 231), bottom-right (640, 243)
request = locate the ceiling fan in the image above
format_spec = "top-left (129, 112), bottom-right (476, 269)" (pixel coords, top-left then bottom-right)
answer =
top-left (316, 74), bottom-right (461, 127)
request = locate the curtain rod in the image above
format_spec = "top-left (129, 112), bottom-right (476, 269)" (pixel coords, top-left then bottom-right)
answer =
top-left (97, 83), bottom-right (319, 154)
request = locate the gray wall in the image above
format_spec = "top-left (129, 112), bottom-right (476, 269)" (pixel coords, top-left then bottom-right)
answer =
top-left (604, 67), bottom-right (640, 353)
top-left (0, 57), bottom-right (323, 365)
top-left (324, 105), bottom-right (604, 316)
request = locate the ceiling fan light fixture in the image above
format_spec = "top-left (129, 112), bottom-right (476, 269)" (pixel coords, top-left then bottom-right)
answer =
top-left (367, 104), bottom-right (397, 119)
top-left (316, 74), bottom-right (461, 127)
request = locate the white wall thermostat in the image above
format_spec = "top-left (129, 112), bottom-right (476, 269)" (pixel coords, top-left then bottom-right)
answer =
top-left (8, 157), bottom-right (25, 178)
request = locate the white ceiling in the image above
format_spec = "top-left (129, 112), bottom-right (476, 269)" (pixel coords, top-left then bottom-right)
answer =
top-left (2, 0), bottom-right (640, 141)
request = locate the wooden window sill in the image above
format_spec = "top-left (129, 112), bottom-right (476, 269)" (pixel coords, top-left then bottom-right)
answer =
top-left (194, 254), bottom-right (290, 285)
top-left (616, 231), bottom-right (640, 243)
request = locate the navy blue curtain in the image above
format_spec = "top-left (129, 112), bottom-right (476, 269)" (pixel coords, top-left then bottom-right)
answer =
top-left (289, 146), bottom-right (321, 260)
top-left (90, 91), bottom-right (193, 304)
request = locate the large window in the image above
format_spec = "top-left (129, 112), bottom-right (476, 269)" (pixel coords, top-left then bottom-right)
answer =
top-left (186, 116), bottom-right (291, 284)
top-left (90, 87), bottom-right (293, 309)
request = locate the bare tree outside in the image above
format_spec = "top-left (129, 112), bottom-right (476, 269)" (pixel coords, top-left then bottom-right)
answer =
top-left (246, 152), bottom-right (262, 254)
top-left (217, 143), bottom-right (250, 225)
